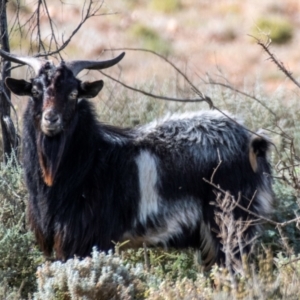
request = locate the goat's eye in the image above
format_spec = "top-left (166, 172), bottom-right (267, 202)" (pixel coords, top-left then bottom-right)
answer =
top-left (69, 90), bottom-right (78, 100)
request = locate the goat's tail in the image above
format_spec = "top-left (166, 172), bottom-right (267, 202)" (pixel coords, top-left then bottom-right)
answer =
top-left (249, 130), bottom-right (271, 173)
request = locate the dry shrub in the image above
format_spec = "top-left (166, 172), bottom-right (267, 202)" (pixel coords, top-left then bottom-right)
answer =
top-left (34, 248), bottom-right (146, 300)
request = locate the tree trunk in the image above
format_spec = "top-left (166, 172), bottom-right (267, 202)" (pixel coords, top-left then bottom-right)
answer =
top-left (0, 0), bottom-right (18, 162)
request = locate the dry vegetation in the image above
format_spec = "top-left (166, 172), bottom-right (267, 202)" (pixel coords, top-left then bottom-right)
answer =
top-left (2, 0), bottom-right (300, 299)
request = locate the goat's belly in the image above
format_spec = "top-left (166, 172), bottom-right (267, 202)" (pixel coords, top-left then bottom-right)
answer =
top-left (120, 202), bottom-right (206, 248)
top-left (120, 226), bottom-right (189, 249)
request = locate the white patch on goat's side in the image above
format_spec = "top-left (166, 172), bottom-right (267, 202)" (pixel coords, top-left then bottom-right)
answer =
top-left (135, 151), bottom-right (160, 224)
top-left (256, 187), bottom-right (273, 215)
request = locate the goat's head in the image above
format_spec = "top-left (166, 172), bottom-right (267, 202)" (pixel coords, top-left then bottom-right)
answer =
top-left (1, 50), bottom-right (125, 136)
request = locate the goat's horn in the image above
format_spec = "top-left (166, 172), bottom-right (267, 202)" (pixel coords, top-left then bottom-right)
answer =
top-left (65, 52), bottom-right (125, 76)
top-left (0, 49), bottom-right (46, 75)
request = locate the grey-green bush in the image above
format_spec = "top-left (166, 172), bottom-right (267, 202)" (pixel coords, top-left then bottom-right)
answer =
top-left (0, 154), bottom-right (43, 298)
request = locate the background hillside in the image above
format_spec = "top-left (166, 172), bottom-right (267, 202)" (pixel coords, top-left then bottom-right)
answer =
top-left (8, 0), bottom-right (300, 93)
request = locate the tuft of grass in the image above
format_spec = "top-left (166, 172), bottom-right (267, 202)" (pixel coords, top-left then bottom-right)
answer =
top-left (149, 0), bottom-right (181, 13)
top-left (253, 16), bottom-right (293, 44)
top-left (121, 248), bottom-right (198, 282)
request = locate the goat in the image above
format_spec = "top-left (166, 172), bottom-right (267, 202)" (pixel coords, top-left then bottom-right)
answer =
top-left (0, 49), bottom-right (273, 269)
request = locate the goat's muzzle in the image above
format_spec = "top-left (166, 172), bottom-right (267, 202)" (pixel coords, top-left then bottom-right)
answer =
top-left (41, 109), bottom-right (63, 136)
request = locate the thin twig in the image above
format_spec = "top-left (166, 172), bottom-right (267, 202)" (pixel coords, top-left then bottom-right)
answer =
top-left (247, 190), bottom-right (257, 210)
top-left (203, 177), bottom-right (285, 227)
top-left (255, 36), bottom-right (300, 89)
top-left (205, 78), bottom-right (277, 118)
top-left (280, 256), bottom-right (300, 266)
top-left (143, 243), bottom-right (150, 271)
top-left (99, 70), bottom-right (212, 104)
top-left (210, 149), bottom-right (222, 183)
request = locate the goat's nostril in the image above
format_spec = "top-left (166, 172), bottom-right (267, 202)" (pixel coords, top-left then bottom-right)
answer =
top-left (41, 110), bottom-right (62, 136)
top-left (44, 112), bottom-right (59, 124)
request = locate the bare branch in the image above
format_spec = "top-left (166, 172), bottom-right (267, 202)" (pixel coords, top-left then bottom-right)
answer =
top-left (204, 76), bottom-right (277, 118)
top-left (35, 0), bottom-right (110, 58)
top-left (36, 0), bottom-right (46, 53)
top-left (99, 70), bottom-right (213, 105)
top-left (255, 36), bottom-right (300, 90)
top-left (103, 47), bottom-right (213, 107)
top-left (41, 0), bottom-right (61, 58)
top-left (203, 177), bottom-right (284, 227)
top-left (210, 149), bottom-right (222, 183)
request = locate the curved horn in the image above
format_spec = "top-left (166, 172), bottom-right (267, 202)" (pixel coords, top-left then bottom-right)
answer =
top-left (65, 52), bottom-right (125, 76)
top-left (0, 49), bottom-right (46, 75)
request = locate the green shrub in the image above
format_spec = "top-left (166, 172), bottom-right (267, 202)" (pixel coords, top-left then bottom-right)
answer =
top-left (253, 16), bottom-right (293, 44)
top-left (130, 24), bottom-right (172, 55)
top-left (121, 248), bottom-right (198, 282)
top-left (149, 0), bottom-right (181, 13)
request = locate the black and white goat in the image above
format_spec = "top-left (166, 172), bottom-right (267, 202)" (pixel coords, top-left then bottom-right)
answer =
top-left (0, 49), bottom-right (273, 269)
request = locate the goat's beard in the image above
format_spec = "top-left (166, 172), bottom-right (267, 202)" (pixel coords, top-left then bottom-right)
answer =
top-left (36, 114), bottom-right (78, 186)
top-left (37, 132), bottom-right (67, 187)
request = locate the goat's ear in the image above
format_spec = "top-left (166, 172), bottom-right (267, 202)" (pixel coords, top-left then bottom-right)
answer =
top-left (79, 80), bottom-right (104, 98)
top-left (5, 78), bottom-right (32, 96)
